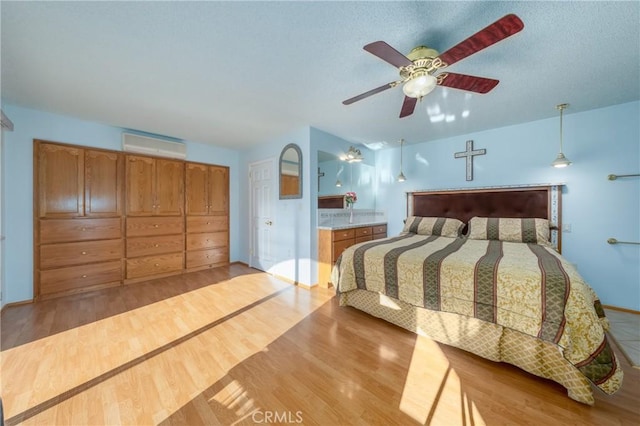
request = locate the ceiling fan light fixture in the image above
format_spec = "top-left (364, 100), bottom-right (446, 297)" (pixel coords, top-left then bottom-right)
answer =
top-left (402, 73), bottom-right (437, 99)
top-left (345, 146), bottom-right (364, 162)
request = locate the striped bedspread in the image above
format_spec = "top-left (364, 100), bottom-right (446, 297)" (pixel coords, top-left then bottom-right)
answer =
top-left (332, 234), bottom-right (622, 395)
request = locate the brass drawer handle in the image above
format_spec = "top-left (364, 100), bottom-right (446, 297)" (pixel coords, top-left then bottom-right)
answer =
top-left (82, 274), bottom-right (88, 278)
top-left (154, 224), bottom-right (159, 228)
top-left (154, 244), bottom-right (159, 247)
top-left (154, 263), bottom-right (160, 267)
top-left (81, 251), bottom-right (87, 255)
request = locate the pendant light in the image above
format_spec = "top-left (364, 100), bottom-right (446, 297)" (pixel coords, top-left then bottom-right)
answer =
top-left (397, 139), bottom-right (406, 182)
top-left (551, 103), bottom-right (572, 168)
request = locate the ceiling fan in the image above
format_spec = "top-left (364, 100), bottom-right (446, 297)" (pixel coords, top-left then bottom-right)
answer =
top-left (343, 14), bottom-right (524, 118)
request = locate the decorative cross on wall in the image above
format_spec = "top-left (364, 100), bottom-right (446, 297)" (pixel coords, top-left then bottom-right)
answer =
top-left (454, 140), bottom-right (486, 181)
top-left (317, 167), bottom-right (325, 191)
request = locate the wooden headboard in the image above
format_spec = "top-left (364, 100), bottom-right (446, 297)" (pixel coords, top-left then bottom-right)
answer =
top-left (408, 185), bottom-right (563, 251)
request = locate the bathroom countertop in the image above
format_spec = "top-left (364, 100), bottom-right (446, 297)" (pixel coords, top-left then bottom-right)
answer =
top-left (317, 221), bottom-right (387, 231)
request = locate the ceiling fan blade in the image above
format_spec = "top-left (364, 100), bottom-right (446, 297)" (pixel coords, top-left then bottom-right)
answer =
top-left (437, 72), bottom-right (499, 94)
top-left (399, 96), bottom-right (417, 118)
top-left (343, 82), bottom-right (397, 105)
top-left (438, 14), bottom-right (524, 67)
top-left (364, 41), bottom-right (413, 68)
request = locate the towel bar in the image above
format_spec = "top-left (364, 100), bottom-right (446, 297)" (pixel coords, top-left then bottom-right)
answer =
top-left (607, 238), bottom-right (640, 245)
top-left (607, 173), bottom-right (640, 180)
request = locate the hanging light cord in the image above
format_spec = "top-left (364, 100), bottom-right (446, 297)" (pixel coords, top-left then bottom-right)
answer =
top-left (400, 139), bottom-right (404, 171)
top-left (557, 103), bottom-right (568, 152)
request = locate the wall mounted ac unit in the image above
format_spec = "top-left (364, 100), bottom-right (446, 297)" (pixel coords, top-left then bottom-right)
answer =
top-left (122, 132), bottom-right (186, 159)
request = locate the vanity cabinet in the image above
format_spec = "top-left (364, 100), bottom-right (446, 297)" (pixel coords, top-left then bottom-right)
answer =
top-left (317, 223), bottom-right (387, 288)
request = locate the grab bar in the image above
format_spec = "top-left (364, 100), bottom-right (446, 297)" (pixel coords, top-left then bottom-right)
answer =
top-left (607, 238), bottom-right (640, 245)
top-left (607, 173), bottom-right (640, 180)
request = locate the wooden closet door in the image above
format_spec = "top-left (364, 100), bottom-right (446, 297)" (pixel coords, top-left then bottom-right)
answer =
top-left (155, 159), bottom-right (184, 216)
top-left (85, 149), bottom-right (123, 217)
top-left (185, 163), bottom-right (209, 215)
top-left (37, 142), bottom-right (84, 218)
top-left (126, 155), bottom-right (155, 216)
top-left (208, 166), bottom-right (229, 214)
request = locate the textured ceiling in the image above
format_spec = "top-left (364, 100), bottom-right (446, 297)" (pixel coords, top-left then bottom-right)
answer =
top-left (1, 1), bottom-right (639, 150)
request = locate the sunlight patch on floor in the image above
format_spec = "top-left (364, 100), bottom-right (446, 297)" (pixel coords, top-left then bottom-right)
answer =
top-left (1, 275), bottom-right (334, 424)
top-left (210, 379), bottom-right (256, 418)
top-left (399, 335), bottom-right (487, 425)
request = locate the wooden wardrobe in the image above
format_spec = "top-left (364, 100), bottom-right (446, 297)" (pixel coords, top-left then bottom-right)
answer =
top-left (34, 140), bottom-right (229, 300)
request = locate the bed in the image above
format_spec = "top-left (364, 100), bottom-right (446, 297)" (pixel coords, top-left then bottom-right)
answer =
top-left (331, 185), bottom-right (622, 405)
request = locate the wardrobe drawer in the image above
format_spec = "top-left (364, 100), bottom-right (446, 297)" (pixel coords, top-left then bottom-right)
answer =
top-left (126, 234), bottom-right (185, 257)
top-left (186, 232), bottom-right (228, 250)
top-left (126, 252), bottom-right (184, 279)
top-left (40, 239), bottom-right (123, 269)
top-left (332, 229), bottom-right (355, 242)
top-left (126, 216), bottom-right (184, 237)
top-left (40, 218), bottom-right (121, 244)
top-left (186, 216), bottom-right (228, 233)
top-left (186, 247), bottom-right (229, 269)
top-left (40, 261), bottom-right (122, 296)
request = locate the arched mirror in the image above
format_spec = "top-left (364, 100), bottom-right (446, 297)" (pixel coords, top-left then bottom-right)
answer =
top-left (279, 143), bottom-right (302, 199)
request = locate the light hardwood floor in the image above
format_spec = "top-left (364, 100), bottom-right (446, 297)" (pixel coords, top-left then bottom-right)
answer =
top-left (1, 264), bottom-right (639, 425)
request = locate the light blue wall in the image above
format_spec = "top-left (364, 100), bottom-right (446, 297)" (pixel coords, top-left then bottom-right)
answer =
top-left (238, 127), bottom-right (315, 285)
top-left (375, 101), bottom-right (640, 311)
top-left (1, 104), bottom-right (240, 305)
top-left (2, 101), bottom-right (638, 310)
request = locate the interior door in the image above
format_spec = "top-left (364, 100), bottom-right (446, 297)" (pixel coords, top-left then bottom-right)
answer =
top-left (249, 159), bottom-right (275, 271)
